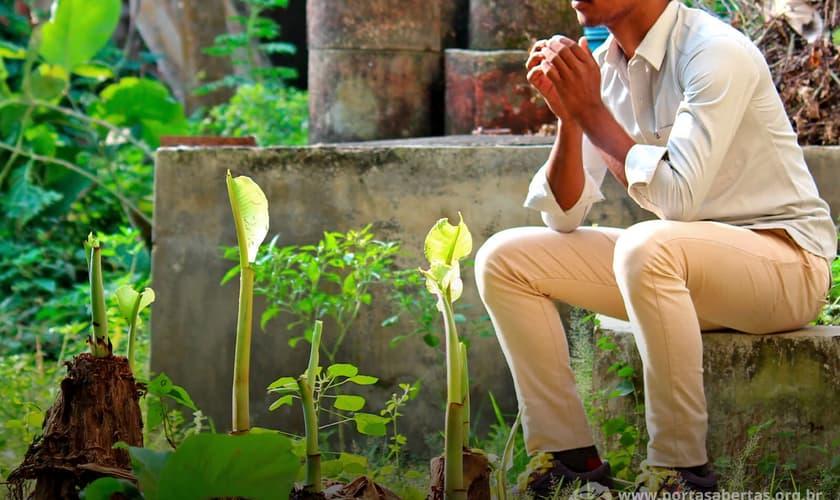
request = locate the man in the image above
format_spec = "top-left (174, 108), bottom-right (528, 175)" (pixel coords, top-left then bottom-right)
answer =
top-left (474, 0), bottom-right (836, 494)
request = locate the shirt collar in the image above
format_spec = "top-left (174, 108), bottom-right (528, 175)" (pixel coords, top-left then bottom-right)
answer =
top-left (601, 1), bottom-right (680, 71)
top-left (634, 1), bottom-right (680, 71)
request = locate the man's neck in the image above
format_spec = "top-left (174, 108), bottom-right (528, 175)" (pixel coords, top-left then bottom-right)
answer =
top-left (607, 0), bottom-right (670, 59)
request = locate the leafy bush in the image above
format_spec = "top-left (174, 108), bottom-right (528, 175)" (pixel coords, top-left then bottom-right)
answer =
top-left (192, 82), bottom-right (308, 145)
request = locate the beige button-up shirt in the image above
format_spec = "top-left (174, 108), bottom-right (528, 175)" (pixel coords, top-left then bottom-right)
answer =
top-left (525, 1), bottom-right (837, 261)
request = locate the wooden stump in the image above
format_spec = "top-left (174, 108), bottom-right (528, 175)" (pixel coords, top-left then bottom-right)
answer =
top-left (429, 450), bottom-right (491, 500)
top-left (7, 354), bottom-right (144, 500)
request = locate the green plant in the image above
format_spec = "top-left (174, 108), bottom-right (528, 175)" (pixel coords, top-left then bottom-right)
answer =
top-left (266, 320), bottom-right (391, 493)
top-left (420, 214), bottom-right (474, 499)
top-left (226, 170), bottom-right (270, 434)
top-left (587, 327), bottom-right (646, 481)
top-left (197, 0), bottom-right (298, 94)
top-left (380, 381), bottom-right (421, 470)
top-left (241, 225), bottom-right (402, 364)
top-left (80, 432), bottom-right (301, 500)
top-left (191, 82), bottom-right (308, 146)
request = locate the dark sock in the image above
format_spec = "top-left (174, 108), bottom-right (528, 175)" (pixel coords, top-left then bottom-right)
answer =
top-left (551, 446), bottom-right (602, 473)
top-left (676, 463), bottom-right (709, 477)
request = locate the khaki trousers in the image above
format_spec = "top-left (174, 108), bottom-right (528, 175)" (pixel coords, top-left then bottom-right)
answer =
top-left (474, 220), bottom-right (830, 467)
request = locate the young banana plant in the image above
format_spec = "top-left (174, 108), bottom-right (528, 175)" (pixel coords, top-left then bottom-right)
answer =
top-left (226, 170), bottom-right (270, 434)
top-left (420, 214), bottom-right (473, 500)
top-left (85, 234), bottom-right (111, 357)
top-left (115, 285), bottom-right (155, 373)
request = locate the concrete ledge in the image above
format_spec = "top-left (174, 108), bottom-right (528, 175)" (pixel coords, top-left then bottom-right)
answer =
top-left (593, 316), bottom-right (840, 472)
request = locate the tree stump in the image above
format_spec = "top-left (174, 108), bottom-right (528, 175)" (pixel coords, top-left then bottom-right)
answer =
top-left (7, 354), bottom-right (144, 500)
top-left (429, 450), bottom-right (491, 500)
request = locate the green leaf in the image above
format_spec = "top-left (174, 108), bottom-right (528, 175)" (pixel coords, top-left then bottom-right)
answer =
top-left (353, 413), bottom-right (388, 436)
top-left (80, 477), bottom-right (142, 500)
top-left (1, 165), bottom-right (63, 227)
top-left (349, 375), bottom-right (378, 385)
top-left (0, 41), bottom-right (26, 59)
top-left (267, 376), bottom-right (299, 391)
top-left (93, 77), bottom-right (188, 146)
top-left (147, 373), bottom-right (197, 410)
top-left (833, 28), bottom-right (840, 46)
top-left (146, 397), bottom-right (165, 430)
top-left (129, 446), bottom-right (171, 500)
top-left (29, 63), bottom-right (69, 100)
top-left (342, 273), bottom-right (356, 295)
top-left (333, 394), bottom-right (366, 412)
top-left (72, 62), bottom-right (115, 80)
top-left (226, 171), bottom-right (269, 264)
top-left (155, 433), bottom-right (299, 500)
top-left (115, 286), bottom-right (155, 322)
top-left (39, 0), bottom-right (121, 71)
top-left (423, 213), bottom-right (472, 266)
top-left (326, 363), bottom-right (358, 379)
top-left (269, 394), bottom-right (295, 411)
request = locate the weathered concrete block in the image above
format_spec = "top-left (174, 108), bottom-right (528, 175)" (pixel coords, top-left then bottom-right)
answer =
top-left (469, 0), bottom-right (582, 50)
top-left (307, 0), bottom-right (440, 51)
top-left (593, 316), bottom-right (840, 472)
top-left (308, 49), bottom-right (443, 143)
top-left (445, 49), bottom-right (555, 135)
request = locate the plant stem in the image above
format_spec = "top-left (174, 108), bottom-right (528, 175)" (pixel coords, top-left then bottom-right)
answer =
top-left (232, 265), bottom-right (254, 433)
top-left (443, 291), bottom-right (466, 499)
top-left (459, 342), bottom-right (470, 449)
top-left (497, 410), bottom-right (522, 500)
top-left (300, 320), bottom-right (323, 492)
top-left (88, 239), bottom-right (111, 357)
top-left (127, 293), bottom-right (142, 372)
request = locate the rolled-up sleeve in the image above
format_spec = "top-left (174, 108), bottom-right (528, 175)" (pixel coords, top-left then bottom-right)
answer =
top-left (625, 35), bottom-right (760, 221)
top-left (524, 142), bottom-right (607, 232)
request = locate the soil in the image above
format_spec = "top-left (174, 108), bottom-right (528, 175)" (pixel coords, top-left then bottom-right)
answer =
top-left (7, 353), bottom-right (144, 500)
top-left (428, 450), bottom-right (492, 500)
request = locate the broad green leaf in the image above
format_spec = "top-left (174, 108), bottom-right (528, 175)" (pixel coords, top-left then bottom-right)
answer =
top-left (146, 397), bottom-right (165, 430)
top-left (353, 413), bottom-right (388, 436)
top-left (29, 63), bottom-right (69, 101)
top-left (0, 41), bottom-right (26, 59)
top-left (115, 286), bottom-right (155, 322)
top-left (226, 171), bottom-right (269, 264)
top-left (1, 165), bottom-right (63, 227)
top-left (80, 477), bottom-right (142, 500)
top-left (333, 394), bottom-right (366, 412)
top-left (128, 446), bottom-right (171, 500)
top-left (423, 213), bottom-right (472, 266)
top-left (349, 375), bottom-right (378, 385)
top-left (93, 77), bottom-right (188, 146)
top-left (156, 433), bottom-right (299, 500)
top-left (40, 0), bottom-right (121, 71)
top-left (147, 373), bottom-right (197, 410)
top-left (833, 28), bottom-right (840, 46)
top-left (326, 363), bottom-right (358, 379)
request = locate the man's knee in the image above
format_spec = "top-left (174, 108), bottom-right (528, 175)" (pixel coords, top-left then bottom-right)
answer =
top-left (474, 228), bottom-right (521, 295)
top-left (613, 220), bottom-right (684, 280)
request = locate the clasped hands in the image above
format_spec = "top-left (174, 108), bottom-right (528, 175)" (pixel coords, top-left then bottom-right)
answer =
top-left (526, 35), bottom-right (603, 132)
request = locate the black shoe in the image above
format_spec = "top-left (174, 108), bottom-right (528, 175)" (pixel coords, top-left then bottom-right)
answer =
top-left (635, 461), bottom-right (718, 494)
top-left (515, 453), bottom-right (614, 498)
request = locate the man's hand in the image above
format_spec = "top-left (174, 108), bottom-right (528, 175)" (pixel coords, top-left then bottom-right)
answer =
top-left (526, 36), bottom-right (603, 132)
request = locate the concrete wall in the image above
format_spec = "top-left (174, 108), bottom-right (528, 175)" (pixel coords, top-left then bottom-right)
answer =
top-left (151, 138), bottom-right (839, 457)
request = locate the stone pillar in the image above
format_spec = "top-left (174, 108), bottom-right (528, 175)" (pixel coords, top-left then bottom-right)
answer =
top-left (469, 0), bottom-right (582, 50)
top-left (307, 0), bottom-right (443, 143)
top-left (445, 49), bottom-right (554, 134)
